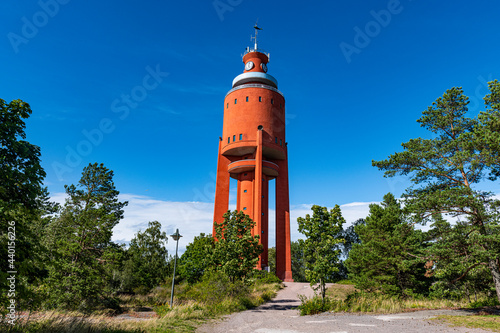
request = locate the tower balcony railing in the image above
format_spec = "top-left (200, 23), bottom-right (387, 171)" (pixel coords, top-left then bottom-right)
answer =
top-left (243, 47), bottom-right (270, 59)
top-left (225, 83), bottom-right (283, 98)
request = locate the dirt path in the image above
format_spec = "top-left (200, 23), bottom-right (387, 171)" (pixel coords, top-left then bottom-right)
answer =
top-left (197, 282), bottom-right (492, 333)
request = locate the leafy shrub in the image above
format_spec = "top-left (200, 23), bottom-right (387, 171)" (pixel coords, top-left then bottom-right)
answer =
top-left (180, 271), bottom-right (248, 306)
top-left (248, 270), bottom-right (282, 285)
top-left (429, 282), bottom-right (465, 300)
top-left (467, 298), bottom-right (500, 308)
top-left (298, 295), bottom-right (332, 315)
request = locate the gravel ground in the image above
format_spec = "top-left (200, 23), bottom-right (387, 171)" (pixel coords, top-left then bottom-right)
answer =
top-left (197, 282), bottom-right (493, 333)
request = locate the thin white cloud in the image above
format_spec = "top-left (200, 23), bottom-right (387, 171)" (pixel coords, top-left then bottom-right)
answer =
top-left (289, 202), bottom-right (374, 242)
top-left (48, 193), bottom-right (378, 255)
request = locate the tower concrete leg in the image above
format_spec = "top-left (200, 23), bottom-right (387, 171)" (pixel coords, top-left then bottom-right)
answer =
top-left (275, 151), bottom-right (293, 282)
top-left (213, 138), bottom-right (231, 237)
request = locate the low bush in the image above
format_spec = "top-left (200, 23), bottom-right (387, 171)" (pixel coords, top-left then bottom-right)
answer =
top-left (467, 298), bottom-right (500, 309)
top-left (298, 295), bottom-right (332, 315)
top-left (154, 270), bottom-right (281, 317)
top-left (179, 271), bottom-right (248, 307)
top-left (248, 270), bottom-right (282, 285)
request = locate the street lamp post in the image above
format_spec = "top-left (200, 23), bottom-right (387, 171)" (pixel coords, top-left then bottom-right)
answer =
top-left (170, 228), bottom-right (182, 307)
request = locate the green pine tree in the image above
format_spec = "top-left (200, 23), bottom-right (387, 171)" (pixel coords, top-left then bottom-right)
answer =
top-left (345, 193), bottom-right (428, 296)
top-left (44, 163), bottom-right (127, 311)
top-left (373, 85), bottom-right (500, 302)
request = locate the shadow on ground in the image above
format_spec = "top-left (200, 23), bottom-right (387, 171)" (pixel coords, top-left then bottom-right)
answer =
top-left (251, 299), bottom-right (299, 312)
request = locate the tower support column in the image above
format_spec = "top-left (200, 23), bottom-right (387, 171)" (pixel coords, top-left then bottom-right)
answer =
top-left (261, 175), bottom-right (269, 270)
top-left (276, 147), bottom-right (293, 281)
top-left (213, 138), bottom-right (231, 237)
top-left (254, 128), bottom-right (263, 268)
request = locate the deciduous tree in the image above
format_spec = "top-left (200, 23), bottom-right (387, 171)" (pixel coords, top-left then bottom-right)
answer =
top-left (179, 233), bottom-right (214, 284)
top-left (127, 221), bottom-right (170, 291)
top-left (211, 210), bottom-right (263, 281)
top-left (291, 241), bottom-right (307, 282)
top-left (297, 205), bottom-right (345, 302)
top-left (0, 99), bottom-right (49, 311)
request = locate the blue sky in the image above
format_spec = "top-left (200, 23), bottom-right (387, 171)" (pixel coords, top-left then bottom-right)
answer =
top-left (2, 0), bottom-right (500, 252)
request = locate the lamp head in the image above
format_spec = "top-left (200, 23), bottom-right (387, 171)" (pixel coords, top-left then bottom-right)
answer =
top-left (170, 228), bottom-right (182, 241)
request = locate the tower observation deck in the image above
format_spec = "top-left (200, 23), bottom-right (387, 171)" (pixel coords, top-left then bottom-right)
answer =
top-left (213, 26), bottom-right (293, 281)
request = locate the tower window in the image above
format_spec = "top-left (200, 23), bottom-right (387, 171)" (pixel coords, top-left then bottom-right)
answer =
top-left (244, 190), bottom-right (247, 193)
top-left (243, 207), bottom-right (247, 210)
top-left (234, 99), bottom-right (237, 104)
top-left (227, 103), bottom-right (229, 109)
top-left (262, 213), bottom-right (264, 216)
top-left (280, 103), bottom-right (282, 108)
top-left (233, 135), bottom-right (236, 142)
top-left (228, 137), bottom-right (230, 144)
top-left (246, 96), bottom-right (249, 102)
top-left (239, 134), bottom-right (242, 140)
top-left (244, 173), bottom-right (247, 176)
top-left (259, 96), bottom-right (262, 102)
top-left (275, 137), bottom-right (278, 144)
top-left (271, 99), bottom-right (274, 105)
top-left (280, 139), bottom-right (282, 146)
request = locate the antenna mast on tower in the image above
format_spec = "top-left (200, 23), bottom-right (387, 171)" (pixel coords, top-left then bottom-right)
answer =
top-left (251, 24), bottom-right (263, 51)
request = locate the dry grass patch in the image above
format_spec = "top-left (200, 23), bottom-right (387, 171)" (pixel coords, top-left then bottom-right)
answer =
top-left (314, 284), bottom-right (475, 314)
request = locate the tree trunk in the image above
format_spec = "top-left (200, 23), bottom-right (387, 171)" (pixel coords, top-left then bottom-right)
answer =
top-left (320, 278), bottom-right (326, 303)
top-left (488, 258), bottom-right (500, 303)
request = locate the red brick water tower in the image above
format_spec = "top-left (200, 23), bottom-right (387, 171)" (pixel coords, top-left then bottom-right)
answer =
top-left (213, 27), bottom-right (293, 282)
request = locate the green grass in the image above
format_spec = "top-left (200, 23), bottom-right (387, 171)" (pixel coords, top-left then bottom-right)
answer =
top-left (325, 283), bottom-right (356, 300)
top-left (433, 315), bottom-right (500, 332)
top-left (1, 275), bottom-right (281, 333)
